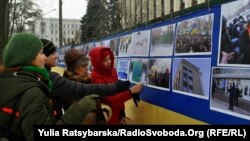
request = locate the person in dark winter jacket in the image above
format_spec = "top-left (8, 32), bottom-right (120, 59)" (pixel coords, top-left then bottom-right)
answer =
top-left (61, 48), bottom-right (91, 111)
top-left (41, 39), bottom-right (131, 119)
top-left (0, 32), bottom-right (99, 141)
top-left (89, 47), bottom-right (143, 124)
top-left (220, 16), bottom-right (234, 64)
top-left (63, 48), bottom-right (113, 123)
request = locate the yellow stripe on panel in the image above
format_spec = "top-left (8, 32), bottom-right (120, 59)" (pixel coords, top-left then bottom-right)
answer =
top-left (125, 99), bottom-right (207, 125)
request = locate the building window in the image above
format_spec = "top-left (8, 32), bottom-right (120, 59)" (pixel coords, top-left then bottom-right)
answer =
top-left (183, 66), bottom-right (187, 72)
top-left (188, 70), bottom-right (192, 74)
top-left (189, 76), bottom-right (193, 82)
top-left (183, 72), bottom-right (187, 78)
top-left (182, 81), bottom-right (187, 91)
top-left (51, 30), bottom-right (54, 34)
top-left (188, 84), bottom-right (193, 92)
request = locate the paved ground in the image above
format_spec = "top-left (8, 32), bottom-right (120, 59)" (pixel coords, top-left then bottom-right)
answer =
top-left (211, 91), bottom-right (250, 117)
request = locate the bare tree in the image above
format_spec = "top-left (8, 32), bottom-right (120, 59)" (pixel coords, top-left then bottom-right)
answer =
top-left (8, 0), bottom-right (42, 37)
top-left (0, 0), bottom-right (9, 64)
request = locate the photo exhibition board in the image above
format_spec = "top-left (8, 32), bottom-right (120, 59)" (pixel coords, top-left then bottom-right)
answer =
top-left (56, 0), bottom-right (250, 124)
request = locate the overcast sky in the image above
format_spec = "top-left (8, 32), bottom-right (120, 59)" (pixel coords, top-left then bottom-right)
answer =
top-left (35, 0), bottom-right (87, 19)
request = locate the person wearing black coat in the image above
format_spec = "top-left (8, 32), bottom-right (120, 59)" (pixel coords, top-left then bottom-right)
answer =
top-left (238, 19), bottom-right (250, 64)
top-left (41, 39), bottom-right (130, 119)
top-left (228, 82), bottom-right (236, 111)
top-left (220, 16), bottom-right (234, 64)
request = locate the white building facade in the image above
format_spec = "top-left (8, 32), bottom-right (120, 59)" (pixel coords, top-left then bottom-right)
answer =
top-left (32, 18), bottom-right (81, 47)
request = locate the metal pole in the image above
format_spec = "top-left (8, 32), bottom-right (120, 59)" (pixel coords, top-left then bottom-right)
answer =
top-left (41, 17), bottom-right (44, 38)
top-left (59, 0), bottom-right (63, 47)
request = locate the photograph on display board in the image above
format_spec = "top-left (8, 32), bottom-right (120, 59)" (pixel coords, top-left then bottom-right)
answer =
top-left (59, 46), bottom-right (71, 66)
top-left (101, 39), bottom-right (111, 47)
top-left (79, 44), bottom-right (85, 51)
top-left (211, 67), bottom-right (250, 120)
top-left (129, 58), bottom-right (148, 84)
top-left (110, 38), bottom-right (120, 57)
top-left (172, 58), bottom-right (211, 99)
top-left (56, 48), bottom-right (64, 65)
top-left (174, 14), bottom-right (213, 56)
top-left (94, 41), bottom-right (102, 47)
top-left (84, 43), bottom-right (94, 55)
top-left (147, 58), bottom-right (172, 90)
top-left (150, 24), bottom-right (175, 56)
top-left (117, 58), bottom-right (130, 80)
top-left (218, 0), bottom-right (250, 66)
top-left (74, 44), bottom-right (84, 51)
top-left (131, 30), bottom-right (151, 56)
top-left (118, 34), bottom-right (132, 57)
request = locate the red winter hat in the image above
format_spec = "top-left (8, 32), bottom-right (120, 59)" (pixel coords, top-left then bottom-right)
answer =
top-left (101, 49), bottom-right (110, 59)
top-left (64, 48), bottom-right (86, 69)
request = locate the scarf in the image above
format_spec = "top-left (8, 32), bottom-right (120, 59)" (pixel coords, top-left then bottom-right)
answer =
top-left (21, 66), bottom-right (52, 92)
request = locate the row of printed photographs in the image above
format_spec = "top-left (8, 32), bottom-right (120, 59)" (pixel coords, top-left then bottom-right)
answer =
top-left (115, 57), bottom-right (210, 100)
top-left (116, 58), bottom-right (250, 119)
top-left (75, 13), bottom-right (213, 57)
top-left (116, 58), bottom-right (250, 120)
top-left (56, 0), bottom-right (250, 120)
top-left (88, 55), bottom-right (250, 121)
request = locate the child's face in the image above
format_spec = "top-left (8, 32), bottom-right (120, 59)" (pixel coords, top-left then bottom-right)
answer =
top-left (103, 55), bottom-right (112, 69)
top-left (31, 49), bottom-right (47, 68)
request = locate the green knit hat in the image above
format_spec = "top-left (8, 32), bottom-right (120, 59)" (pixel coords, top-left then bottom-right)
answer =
top-left (3, 32), bottom-right (43, 67)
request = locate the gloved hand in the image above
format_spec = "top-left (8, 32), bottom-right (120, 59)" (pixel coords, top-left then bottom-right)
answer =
top-left (132, 93), bottom-right (140, 107)
top-left (115, 80), bottom-right (131, 92)
top-left (61, 94), bottom-right (99, 124)
top-left (77, 94), bottom-right (99, 110)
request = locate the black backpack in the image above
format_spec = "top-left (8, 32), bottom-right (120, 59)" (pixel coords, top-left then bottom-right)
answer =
top-left (0, 87), bottom-right (34, 140)
top-left (0, 72), bottom-right (49, 140)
